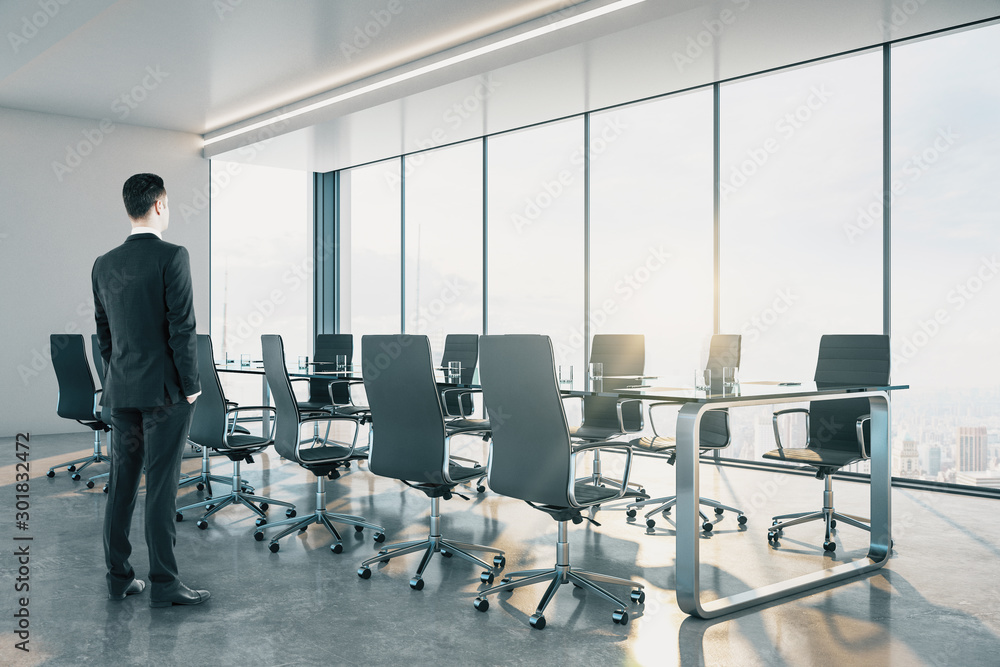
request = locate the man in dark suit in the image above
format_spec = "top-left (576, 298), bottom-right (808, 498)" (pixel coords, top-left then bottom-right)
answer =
top-left (93, 173), bottom-right (210, 607)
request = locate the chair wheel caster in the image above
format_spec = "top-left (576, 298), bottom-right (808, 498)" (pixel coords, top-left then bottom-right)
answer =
top-left (255, 518), bottom-right (267, 527)
top-left (253, 531), bottom-right (264, 542)
top-left (474, 597), bottom-right (489, 612)
top-left (529, 614), bottom-right (546, 630)
top-left (268, 542), bottom-right (280, 553)
top-left (662, 507), bottom-right (671, 515)
top-left (626, 508), bottom-right (637, 518)
top-left (767, 531), bottom-right (779, 544)
top-left (343, 461), bottom-right (351, 469)
top-left (824, 541), bottom-right (836, 552)
top-left (480, 571), bottom-right (494, 585)
top-left (702, 522), bottom-right (714, 532)
top-left (286, 509), bottom-right (296, 518)
top-left (86, 480), bottom-right (95, 489)
top-left (354, 525), bottom-right (364, 533)
top-left (373, 532), bottom-right (385, 543)
top-left (409, 577), bottom-right (424, 590)
top-left (830, 519), bottom-right (837, 528)
top-left (630, 588), bottom-right (645, 604)
top-left (103, 485), bottom-right (109, 494)
top-left (196, 482), bottom-right (204, 491)
top-left (476, 485), bottom-right (486, 494)
top-left (715, 507), bottom-right (725, 515)
top-left (299, 526), bottom-right (308, 533)
top-left (493, 555), bottom-right (505, 569)
top-left (357, 567), bottom-right (371, 579)
top-left (71, 473), bottom-right (81, 481)
top-left (47, 470), bottom-right (55, 478)
top-left (331, 543), bottom-right (343, 554)
top-left (646, 519), bottom-right (655, 529)
top-left (196, 520), bottom-right (208, 530)
top-left (501, 577), bottom-right (512, 584)
top-left (612, 609), bottom-right (629, 625)
top-left (206, 505), bottom-right (215, 511)
top-left (259, 502), bottom-right (269, 512)
top-left (68, 465), bottom-right (77, 472)
top-left (440, 550), bottom-right (452, 558)
top-left (737, 515), bottom-right (748, 525)
top-left (176, 512), bottom-right (184, 522)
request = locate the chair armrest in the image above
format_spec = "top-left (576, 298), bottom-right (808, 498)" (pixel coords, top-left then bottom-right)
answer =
top-left (226, 405), bottom-right (276, 439)
top-left (615, 398), bottom-right (645, 434)
top-left (440, 387), bottom-right (481, 417)
top-left (856, 414), bottom-right (871, 459)
top-left (289, 377), bottom-right (311, 384)
top-left (647, 401), bottom-right (682, 439)
top-left (92, 389), bottom-right (103, 419)
top-left (569, 440), bottom-right (634, 506)
top-left (772, 408), bottom-right (810, 451)
top-left (328, 379), bottom-right (365, 407)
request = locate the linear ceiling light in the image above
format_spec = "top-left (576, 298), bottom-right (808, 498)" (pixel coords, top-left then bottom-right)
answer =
top-left (204, 0), bottom-right (646, 147)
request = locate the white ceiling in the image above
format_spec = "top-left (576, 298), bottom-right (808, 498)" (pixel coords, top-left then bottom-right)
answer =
top-left (2, 0), bottom-right (998, 172)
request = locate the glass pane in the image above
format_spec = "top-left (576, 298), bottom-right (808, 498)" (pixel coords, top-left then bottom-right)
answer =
top-left (404, 141), bottom-right (483, 359)
top-left (891, 23), bottom-right (1000, 481)
top-left (341, 159), bottom-right (402, 337)
top-left (487, 119), bottom-right (586, 373)
top-left (589, 89), bottom-right (714, 383)
top-left (719, 52), bottom-right (883, 462)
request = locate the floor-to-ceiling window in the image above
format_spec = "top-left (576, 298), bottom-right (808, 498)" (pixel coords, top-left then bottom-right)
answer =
top-left (589, 89), bottom-right (714, 382)
top-left (403, 141), bottom-right (483, 360)
top-left (340, 159), bottom-right (402, 337)
top-left (891, 23), bottom-right (1000, 483)
top-left (487, 119), bottom-right (586, 373)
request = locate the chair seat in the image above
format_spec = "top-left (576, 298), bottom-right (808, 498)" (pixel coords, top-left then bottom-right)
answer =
top-left (330, 404), bottom-right (370, 418)
top-left (446, 418), bottom-right (491, 434)
top-left (630, 435), bottom-right (675, 452)
top-left (762, 447), bottom-right (863, 468)
top-left (225, 433), bottom-right (272, 450)
top-left (570, 425), bottom-right (621, 441)
top-left (296, 400), bottom-right (334, 413)
top-left (448, 463), bottom-right (485, 483)
top-left (572, 482), bottom-right (621, 505)
top-left (298, 444), bottom-right (354, 463)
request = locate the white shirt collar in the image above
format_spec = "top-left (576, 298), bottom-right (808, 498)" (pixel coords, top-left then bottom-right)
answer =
top-left (130, 226), bottom-right (162, 239)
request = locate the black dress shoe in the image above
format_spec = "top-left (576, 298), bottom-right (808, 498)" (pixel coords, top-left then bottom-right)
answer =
top-left (109, 578), bottom-right (146, 601)
top-left (149, 583), bottom-right (211, 608)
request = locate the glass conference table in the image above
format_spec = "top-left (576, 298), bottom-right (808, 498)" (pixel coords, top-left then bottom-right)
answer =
top-left (218, 361), bottom-right (905, 619)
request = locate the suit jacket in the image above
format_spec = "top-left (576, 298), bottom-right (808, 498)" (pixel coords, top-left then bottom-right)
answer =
top-left (92, 233), bottom-right (200, 408)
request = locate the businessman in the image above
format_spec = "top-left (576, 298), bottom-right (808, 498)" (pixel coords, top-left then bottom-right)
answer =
top-left (93, 173), bottom-right (210, 607)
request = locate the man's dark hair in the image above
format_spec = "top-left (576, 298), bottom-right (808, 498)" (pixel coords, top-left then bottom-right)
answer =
top-left (122, 173), bottom-right (166, 220)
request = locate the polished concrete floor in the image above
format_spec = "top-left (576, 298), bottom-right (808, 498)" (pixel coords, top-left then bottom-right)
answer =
top-left (2, 430), bottom-right (999, 667)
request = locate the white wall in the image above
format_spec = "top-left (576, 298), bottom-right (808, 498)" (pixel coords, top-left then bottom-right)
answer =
top-left (0, 106), bottom-right (209, 436)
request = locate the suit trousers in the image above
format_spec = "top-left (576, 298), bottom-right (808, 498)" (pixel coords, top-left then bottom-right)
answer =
top-left (104, 400), bottom-right (194, 597)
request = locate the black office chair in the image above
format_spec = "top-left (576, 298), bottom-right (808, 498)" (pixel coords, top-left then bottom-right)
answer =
top-left (176, 335), bottom-right (296, 529)
top-left (298, 334), bottom-right (370, 419)
top-left (626, 335), bottom-right (747, 531)
top-left (764, 334), bottom-right (891, 553)
top-left (439, 333), bottom-right (480, 418)
top-left (570, 334), bottom-right (646, 497)
top-left (254, 334), bottom-right (383, 553)
top-left (473, 334), bottom-right (644, 629)
top-left (47, 334), bottom-right (110, 480)
top-left (356, 335), bottom-right (505, 590)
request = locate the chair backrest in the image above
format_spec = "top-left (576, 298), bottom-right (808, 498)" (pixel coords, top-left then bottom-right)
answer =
top-left (440, 334), bottom-right (479, 416)
top-left (50, 334), bottom-right (99, 422)
top-left (309, 334), bottom-right (354, 404)
top-left (809, 334), bottom-right (890, 453)
top-left (700, 334), bottom-right (742, 448)
top-left (187, 335), bottom-right (229, 451)
top-left (362, 335), bottom-right (448, 485)
top-left (261, 334), bottom-right (303, 461)
top-left (582, 334), bottom-right (645, 432)
top-left (480, 335), bottom-right (574, 508)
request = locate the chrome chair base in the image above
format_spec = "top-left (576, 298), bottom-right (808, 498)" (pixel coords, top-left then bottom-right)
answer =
top-left (474, 521), bottom-right (643, 628)
top-left (178, 442), bottom-right (254, 495)
top-left (766, 475), bottom-right (870, 552)
top-left (254, 473), bottom-right (383, 553)
top-left (626, 494), bottom-right (746, 532)
top-left (358, 496), bottom-right (504, 588)
top-left (177, 459), bottom-right (292, 527)
top-left (48, 431), bottom-right (108, 480)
